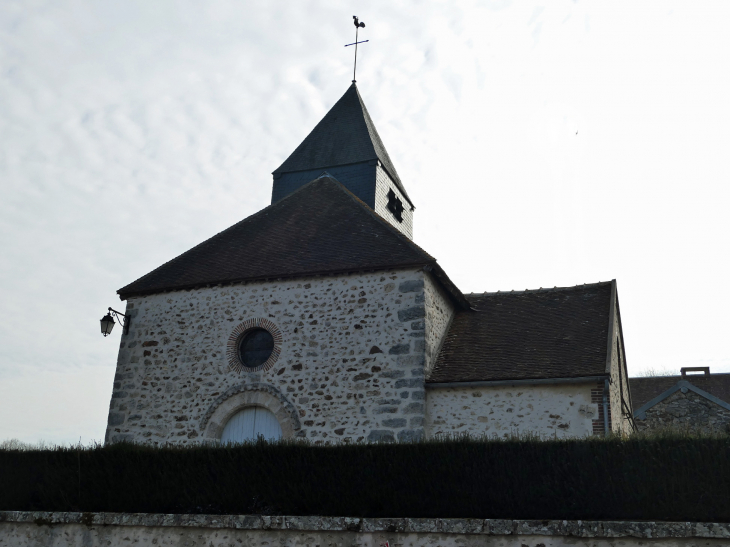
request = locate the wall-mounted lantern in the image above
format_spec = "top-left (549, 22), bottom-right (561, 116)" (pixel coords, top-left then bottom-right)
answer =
top-left (100, 307), bottom-right (130, 337)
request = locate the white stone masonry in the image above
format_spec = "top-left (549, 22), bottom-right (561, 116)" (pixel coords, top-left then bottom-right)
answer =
top-left (106, 268), bottom-right (455, 445)
top-left (426, 384), bottom-right (600, 438)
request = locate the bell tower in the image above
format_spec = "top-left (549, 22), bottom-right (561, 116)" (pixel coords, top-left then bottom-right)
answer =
top-left (272, 84), bottom-right (415, 239)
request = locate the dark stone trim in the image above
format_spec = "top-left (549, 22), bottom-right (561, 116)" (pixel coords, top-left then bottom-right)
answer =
top-left (226, 318), bottom-right (283, 373)
top-left (199, 382), bottom-right (301, 433)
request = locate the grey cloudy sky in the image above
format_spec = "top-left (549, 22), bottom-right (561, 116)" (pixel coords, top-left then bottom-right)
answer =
top-left (1, 1), bottom-right (729, 444)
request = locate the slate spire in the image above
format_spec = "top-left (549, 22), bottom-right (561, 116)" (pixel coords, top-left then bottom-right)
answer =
top-left (271, 84), bottom-right (414, 238)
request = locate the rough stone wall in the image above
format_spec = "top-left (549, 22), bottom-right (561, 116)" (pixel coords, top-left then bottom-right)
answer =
top-left (105, 269), bottom-right (433, 445)
top-left (5, 512), bottom-right (729, 547)
top-left (373, 163), bottom-right (414, 239)
top-left (608, 297), bottom-right (633, 434)
top-left (635, 389), bottom-right (730, 433)
top-left (425, 383), bottom-right (599, 438)
top-left (423, 274), bottom-right (455, 377)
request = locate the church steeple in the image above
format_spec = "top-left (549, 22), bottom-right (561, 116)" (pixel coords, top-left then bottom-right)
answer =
top-left (272, 83), bottom-right (414, 238)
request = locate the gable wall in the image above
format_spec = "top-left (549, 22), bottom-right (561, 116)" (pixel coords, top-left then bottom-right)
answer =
top-left (635, 389), bottom-right (730, 433)
top-left (105, 269), bottom-right (430, 445)
top-left (373, 164), bottom-right (413, 239)
top-left (608, 296), bottom-right (633, 434)
top-left (423, 274), bottom-right (456, 377)
top-left (425, 384), bottom-right (599, 438)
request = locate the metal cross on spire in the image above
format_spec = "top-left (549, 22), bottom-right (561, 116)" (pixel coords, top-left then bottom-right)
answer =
top-left (345, 16), bottom-right (368, 83)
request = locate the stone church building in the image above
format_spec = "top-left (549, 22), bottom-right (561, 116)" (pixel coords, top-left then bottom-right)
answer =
top-left (105, 84), bottom-right (633, 445)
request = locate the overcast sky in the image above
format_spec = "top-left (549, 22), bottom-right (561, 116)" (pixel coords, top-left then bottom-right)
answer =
top-left (1, 1), bottom-right (729, 445)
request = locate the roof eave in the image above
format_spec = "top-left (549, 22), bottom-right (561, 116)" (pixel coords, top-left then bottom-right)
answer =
top-left (426, 375), bottom-right (609, 389)
top-left (117, 261), bottom-right (434, 301)
top-left (272, 159), bottom-right (415, 210)
top-left (272, 158), bottom-right (378, 176)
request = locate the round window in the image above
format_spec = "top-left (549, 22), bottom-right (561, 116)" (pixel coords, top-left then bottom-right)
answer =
top-left (226, 319), bottom-right (282, 373)
top-left (238, 328), bottom-right (274, 369)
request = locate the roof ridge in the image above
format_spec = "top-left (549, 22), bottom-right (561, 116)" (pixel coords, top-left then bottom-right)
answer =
top-left (631, 373), bottom-right (730, 379)
top-left (317, 178), bottom-right (472, 308)
top-left (323, 175), bottom-right (433, 261)
top-left (467, 280), bottom-right (614, 297)
top-left (351, 85), bottom-right (410, 204)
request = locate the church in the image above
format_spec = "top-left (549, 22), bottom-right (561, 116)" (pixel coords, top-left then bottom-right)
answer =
top-left (105, 83), bottom-right (633, 445)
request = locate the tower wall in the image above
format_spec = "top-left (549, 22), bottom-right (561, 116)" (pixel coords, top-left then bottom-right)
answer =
top-left (423, 274), bottom-right (455, 376)
top-left (373, 164), bottom-right (413, 239)
top-left (272, 162), bottom-right (377, 207)
top-left (273, 162), bottom-right (414, 239)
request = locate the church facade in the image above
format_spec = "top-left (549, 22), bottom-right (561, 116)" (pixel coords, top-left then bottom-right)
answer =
top-left (105, 84), bottom-right (633, 445)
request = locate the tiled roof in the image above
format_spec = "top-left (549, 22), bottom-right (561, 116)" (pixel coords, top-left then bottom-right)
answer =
top-left (272, 84), bottom-right (412, 206)
top-left (428, 282), bottom-right (614, 384)
top-left (629, 374), bottom-right (730, 409)
top-left (118, 176), bottom-right (462, 302)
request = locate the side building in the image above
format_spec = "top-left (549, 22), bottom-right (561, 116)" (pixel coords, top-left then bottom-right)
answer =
top-left (631, 367), bottom-right (730, 432)
top-left (426, 282), bottom-right (633, 437)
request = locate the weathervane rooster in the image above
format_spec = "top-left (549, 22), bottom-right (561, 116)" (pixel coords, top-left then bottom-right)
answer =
top-left (345, 16), bottom-right (368, 83)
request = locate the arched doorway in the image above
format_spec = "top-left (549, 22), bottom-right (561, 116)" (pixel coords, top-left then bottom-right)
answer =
top-left (220, 406), bottom-right (282, 444)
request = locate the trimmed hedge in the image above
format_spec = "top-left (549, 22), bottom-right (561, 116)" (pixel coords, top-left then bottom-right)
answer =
top-left (1, 434), bottom-right (729, 521)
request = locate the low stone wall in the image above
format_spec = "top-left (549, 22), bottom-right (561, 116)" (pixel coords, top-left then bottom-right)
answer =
top-left (1, 512), bottom-right (729, 547)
